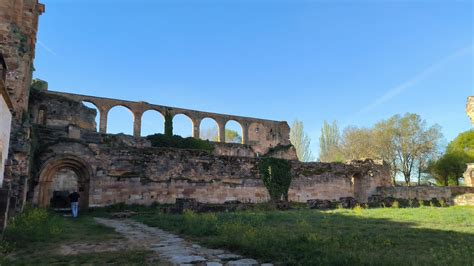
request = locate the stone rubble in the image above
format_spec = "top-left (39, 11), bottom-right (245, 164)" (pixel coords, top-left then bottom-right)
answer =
top-left (94, 218), bottom-right (272, 266)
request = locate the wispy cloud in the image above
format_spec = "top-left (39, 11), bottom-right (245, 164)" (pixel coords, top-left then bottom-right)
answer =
top-left (37, 40), bottom-right (58, 56)
top-left (355, 45), bottom-right (473, 116)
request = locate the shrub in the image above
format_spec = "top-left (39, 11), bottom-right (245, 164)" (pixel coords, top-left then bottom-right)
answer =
top-left (439, 199), bottom-right (446, 208)
top-left (2, 207), bottom-right (64, 248)
top-left (391, 200), bottom-right (400, 208)
top-left (259, 158), bottom-right (292, 201)
top-left (146, 134), bottom-right (214, 151)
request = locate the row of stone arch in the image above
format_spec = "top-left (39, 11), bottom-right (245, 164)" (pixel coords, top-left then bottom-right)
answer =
top-left (83, 102), bottom-right (265, 144)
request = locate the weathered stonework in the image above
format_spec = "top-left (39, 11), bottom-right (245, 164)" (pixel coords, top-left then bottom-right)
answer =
top-left (463, 163), bottom-right (474, 187)
top-left (30, 124), bottom-right (391, 207)
top-left (23, 89), bottom-right (391, 207)
top-left (376, 186), bottom-right (474, 206)
top-left (0, 1), bottom-right (44, 225)
top-left (46, 90), bottom-right (291, 155)
top-left (0, 0), bottom-right (44, 118)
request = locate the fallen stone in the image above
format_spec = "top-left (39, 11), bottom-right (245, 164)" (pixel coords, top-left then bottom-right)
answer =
top-left (217, 254), bottom-right (242, 261)
top-left (170, 255), bottom-right (206, 264)
top-left (206, 262), bottom-right (223, 266)
top-left (227, 259), bottom-right (259, 266)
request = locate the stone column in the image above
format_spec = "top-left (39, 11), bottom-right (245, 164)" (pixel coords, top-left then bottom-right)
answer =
top-left (218, 120), bottom-right (226, 143)
top-left (133, 111), bottom-right (143, 138)
top-left (242, 123), bottom-right (249, 145)
top-left (99, 108), bottom-right (109, 134)
top-left (192, 118), bottom-right (201, 139)
top-left (463, 163), bottom-right (474, 187)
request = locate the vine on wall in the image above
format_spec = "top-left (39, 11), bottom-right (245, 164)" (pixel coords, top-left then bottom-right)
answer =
top-left (164, 111), bottom-right (173, 137)
top-left (259, 157), bottom-right (293, 201)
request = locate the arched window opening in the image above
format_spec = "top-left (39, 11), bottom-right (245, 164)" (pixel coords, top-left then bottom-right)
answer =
top-left (107, 105), bottom-right (134, 135)
top-left (200, 118), bottom-right (219, 141)
top-left (225, 120), bottom-right (243, 144)
top-left (141, 110), bottom-right (165, 137)
top-left (82, 101), bottom-right (100, 132)
top-left (172, 114), bottom-right (193, 138)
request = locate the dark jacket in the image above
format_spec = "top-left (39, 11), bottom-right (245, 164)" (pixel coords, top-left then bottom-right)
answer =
top-left (68, 192), bottom-right (80, 203)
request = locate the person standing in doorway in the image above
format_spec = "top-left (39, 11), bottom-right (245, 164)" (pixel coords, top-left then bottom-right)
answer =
top-left (68, 190), bottom-right (80, 218)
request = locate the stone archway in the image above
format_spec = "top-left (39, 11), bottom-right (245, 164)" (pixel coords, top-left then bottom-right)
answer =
top-left (36, 155), bottom-right (92, 209)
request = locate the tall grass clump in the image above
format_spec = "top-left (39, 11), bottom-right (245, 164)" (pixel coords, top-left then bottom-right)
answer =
top-left (2, 207), bottom-right (64, 248)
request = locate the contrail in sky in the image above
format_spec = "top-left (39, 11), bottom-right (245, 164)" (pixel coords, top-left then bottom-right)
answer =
top-left (355, 45), bottom-right (473, 116)
top-left (37, 40), bottom-right (57, 56)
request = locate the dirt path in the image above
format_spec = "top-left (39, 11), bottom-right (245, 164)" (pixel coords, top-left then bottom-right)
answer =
top-left (92, 218), bottom-right (272, 266)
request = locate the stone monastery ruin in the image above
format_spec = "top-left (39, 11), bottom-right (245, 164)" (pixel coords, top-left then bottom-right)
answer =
top-left (0, 1), bottom-right (473, 227)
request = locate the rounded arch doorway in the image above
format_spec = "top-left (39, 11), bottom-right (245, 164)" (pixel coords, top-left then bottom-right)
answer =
top-left (36, 155), bottom-right (92, 209)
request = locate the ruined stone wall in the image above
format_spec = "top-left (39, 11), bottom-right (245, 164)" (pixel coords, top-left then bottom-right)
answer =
top-left (29, 89), bottom-right (96, 130)
top-left (30, 123), bottom-right (391, 207)
top-left (0, 0), bottom-right (44, 222)
top-left (45, 90), bottom-right (291, 155)
top-left (376, 186), bottom-right (474, 206)
top-left (0, 0), bottom-right (44, 118)
top-left (28, 90), bottom-right (297, 159)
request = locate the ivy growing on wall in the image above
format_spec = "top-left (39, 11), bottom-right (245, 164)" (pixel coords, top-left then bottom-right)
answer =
top-left (164, 111), bottom-right (173, 137)
top-left (259, 157), bottom-right (293, 202)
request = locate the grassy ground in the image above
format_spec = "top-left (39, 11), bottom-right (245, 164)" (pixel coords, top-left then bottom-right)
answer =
top-left (134, 206), bottom-right (474, 266)
top-left (0, 209), bottom-right (156, 265)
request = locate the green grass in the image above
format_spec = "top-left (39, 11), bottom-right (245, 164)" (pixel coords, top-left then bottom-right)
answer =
top-left (134, 206), bottom-right (474, 266)
top-left (1, 209), bottom-right (157, 265)
top-left (6, 250), bottom-right (155, 265)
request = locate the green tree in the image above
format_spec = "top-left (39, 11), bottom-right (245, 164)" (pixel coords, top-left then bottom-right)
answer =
top-left (201, 126), bottom-right (242, 143)
top-left (447, 130), bottom-right (474, 158)
top-left (290, 120), bottom-right (314, 162)
top-left (319, 121), bottom-right (344, 162)
top-left (430, 151), bottom-right (471, 186)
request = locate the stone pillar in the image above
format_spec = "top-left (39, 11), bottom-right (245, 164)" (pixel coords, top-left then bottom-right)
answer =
top-left (133, 111), bottom-right (143, 138)
top-left (192, 118), bottom-right (201, 139)
top-left (463, 163), bottom-right (474, 187)
top-left (99, 108), bottom-right (109, 134)
top-left (217, 120), bottom-right (226, 143)
top-left (242, 123), bottom-right (249, 145)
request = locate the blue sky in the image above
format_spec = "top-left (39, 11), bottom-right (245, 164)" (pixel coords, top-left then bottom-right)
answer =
top-left (34, 0), bottom-right (473, 157)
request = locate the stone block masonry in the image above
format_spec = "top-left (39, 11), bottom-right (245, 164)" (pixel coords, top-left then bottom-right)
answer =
top-left (376, 186), bottom-right (474, 206)
top-left (30, 126), bottom-right (391, 207)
